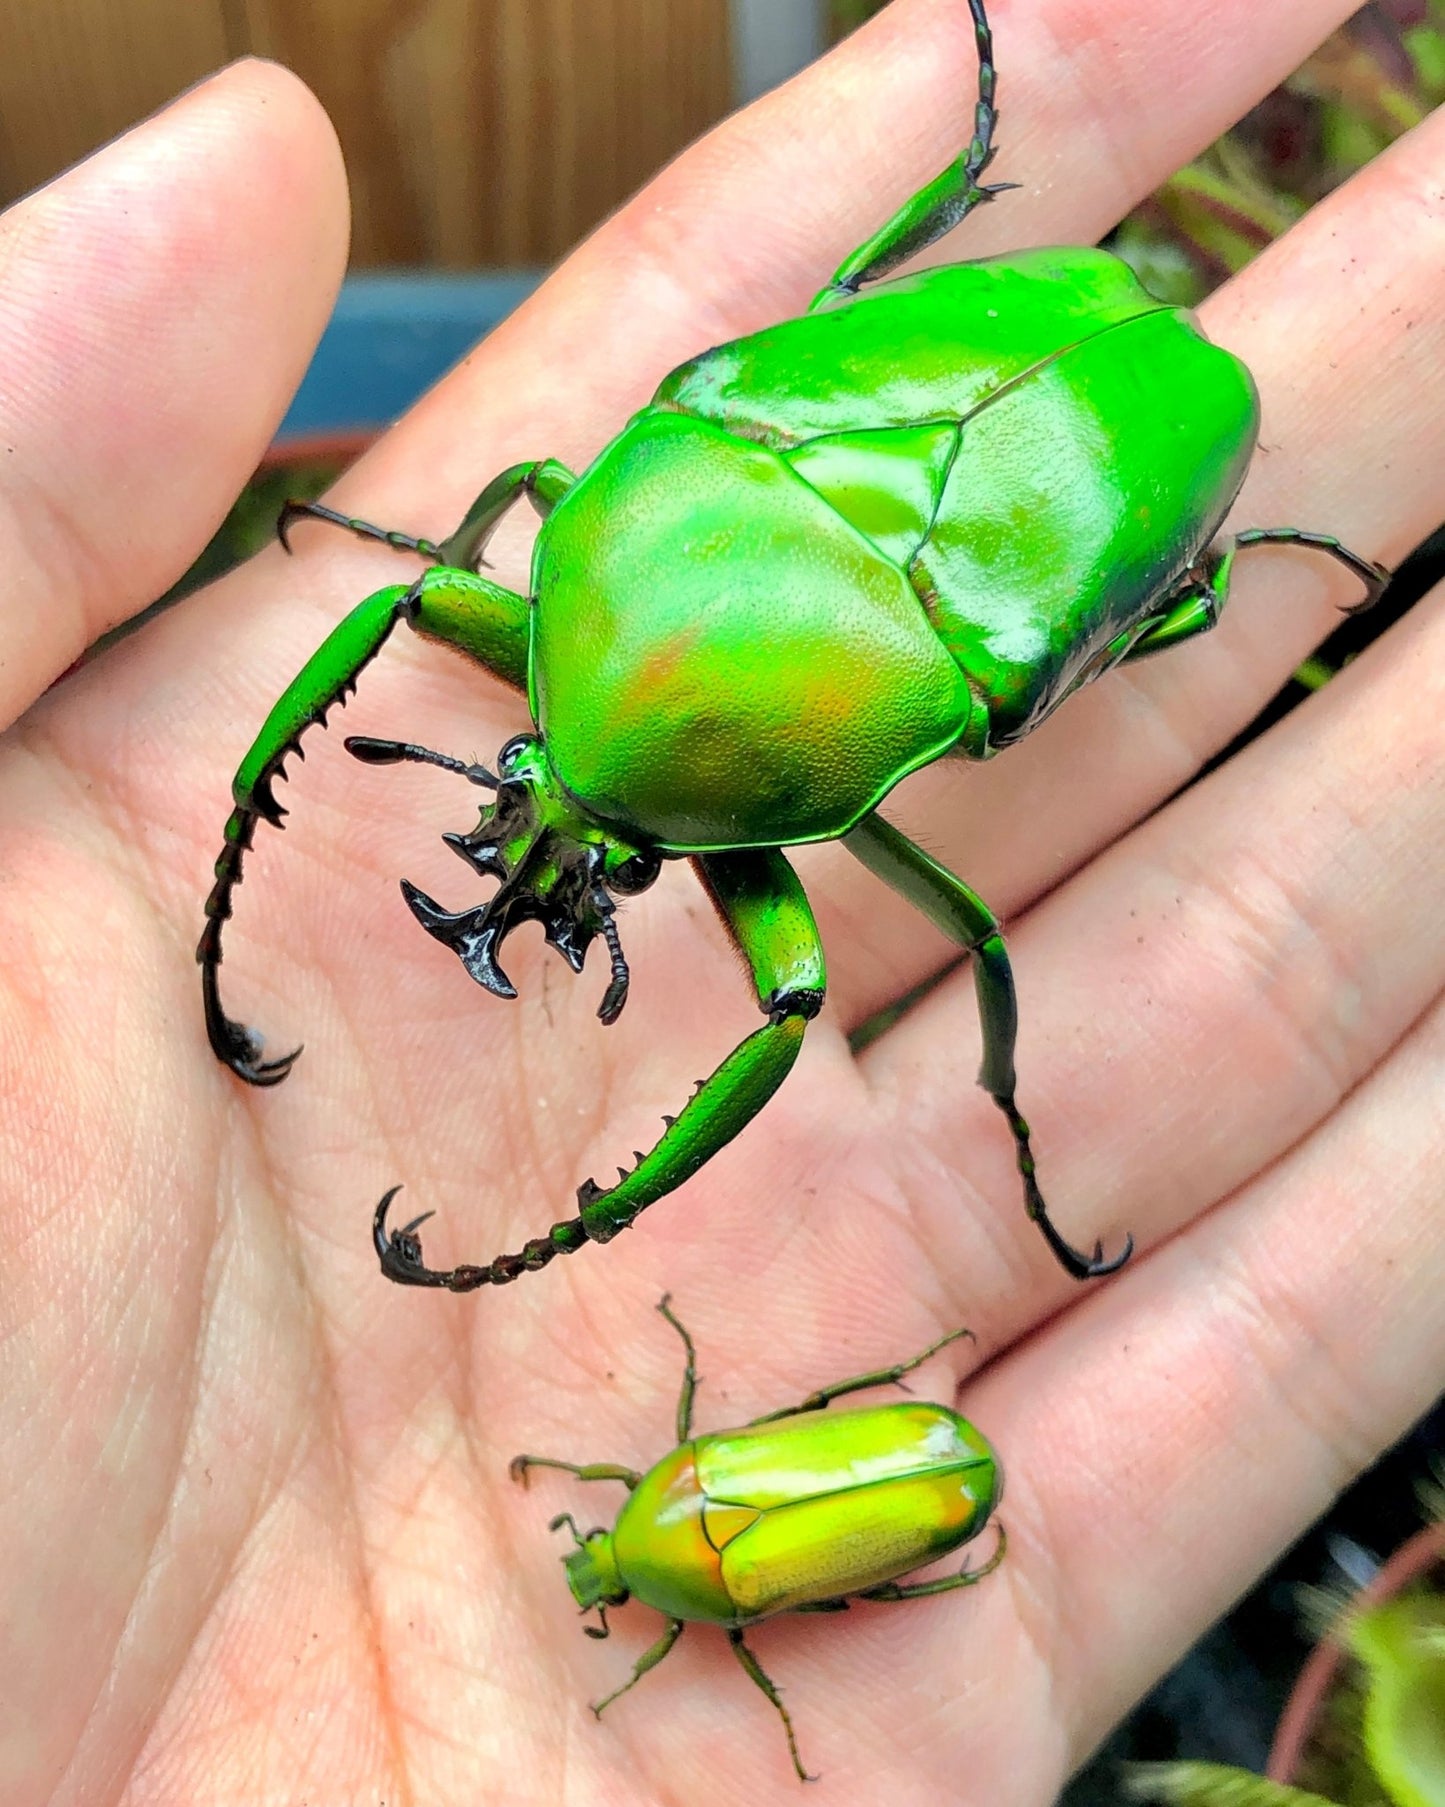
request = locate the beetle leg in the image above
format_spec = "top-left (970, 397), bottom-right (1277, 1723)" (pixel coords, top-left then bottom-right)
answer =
top-left (275, 458), bottom-right (575, 573)
top-left (813, 0), bottom-right (1012, 306)
top-left (590, 1618), bottom-right (685, 1719)
top-left (508, 1455), bottom-right (642, 1490)
top-left (657, 1294), bottom-right (701, 1442)
top-left (843, 812), bottom-right (1133, 1282)
top-left (200, 567), bottom-right (530, 1084)
top-left (726, 1629), bottom-right (817, 1784)
top-left (857, 1521), bottom-right (1008, 1602)
top-left (371, 849), bottom-right (825, 1291)
top-left (439, 458), bottom-right (575, 570)
top-left (749, 1324), bottom-right (975, 1424)
top-left (1123, 529), bottom-right (1391, 666)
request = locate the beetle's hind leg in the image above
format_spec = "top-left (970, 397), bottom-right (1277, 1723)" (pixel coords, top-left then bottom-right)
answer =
top-left (749, 1325), bottom-right (975, 1425)
top-left (843, 813), bottom-right (1133, 1282)
top-left (1121, 530), bottom-right (1390, 664)
top-left (277, 459), bottom-right (575, 572)
top-left (814, 0), bottom-right (1014, 305)
top-left (727, 1630), bottom-right (816, 1783)
top-left (858, 1522), bottom-right (1008, 1603)
top-left (590, 1618), bottom-right (684, 1719)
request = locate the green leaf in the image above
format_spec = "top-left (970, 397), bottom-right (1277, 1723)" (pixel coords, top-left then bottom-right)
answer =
top-left (1126, 1761), bottom-right (1343, 1807)
top-left (1351, 1596), bottom-right (1445, 1807)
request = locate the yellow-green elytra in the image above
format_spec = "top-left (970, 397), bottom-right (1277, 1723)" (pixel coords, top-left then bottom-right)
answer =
top-left (510, 1300), bottom-right (1002, 1782)
top-left (200, 0), bottom-right (1390, 1293)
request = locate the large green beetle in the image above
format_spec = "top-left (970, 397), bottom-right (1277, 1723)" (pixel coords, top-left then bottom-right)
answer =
top-left (200, 0), bottom-right (1388, 1289)
top-left (511, 1298), bottom-right (1002, 1781)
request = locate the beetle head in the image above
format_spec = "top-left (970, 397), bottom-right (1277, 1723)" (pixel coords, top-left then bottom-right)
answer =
top-left (551, 1513), bottom-right (629, 1632)
top-left (384, 731), bottom-right (661, 1025)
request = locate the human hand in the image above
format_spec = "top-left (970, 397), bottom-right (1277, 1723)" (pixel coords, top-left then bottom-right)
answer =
top-left (2, 3), bottom-right (1442, 1801)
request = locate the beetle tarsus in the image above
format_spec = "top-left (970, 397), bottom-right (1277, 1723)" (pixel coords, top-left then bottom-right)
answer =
top-left (198, 915), bottom-right (302, 1086)
top-left (373, 1185), bottom-right (590, 1290)
top-left (277, 499), bottom-right (442, 562)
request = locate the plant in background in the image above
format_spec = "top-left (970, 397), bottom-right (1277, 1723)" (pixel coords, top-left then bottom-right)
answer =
top-left (1127, 1492), bottom-right (1445, 1807)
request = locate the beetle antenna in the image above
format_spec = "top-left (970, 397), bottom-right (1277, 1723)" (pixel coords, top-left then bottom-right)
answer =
top-left (591, 886), bottom-right (631, 1026)
top-left (345, 735), bottom-right (497, 788)
top-left (584, 1603), bottom-right (611, 1641)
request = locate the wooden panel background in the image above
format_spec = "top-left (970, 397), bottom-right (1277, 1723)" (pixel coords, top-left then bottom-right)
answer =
top-left (0, 0), bottom-right (733, 267)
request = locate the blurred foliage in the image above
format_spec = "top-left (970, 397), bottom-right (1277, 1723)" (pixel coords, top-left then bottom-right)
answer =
top-left (1126, 1538), bottom-right (1445, 1807)
top-left (1115, 1), bottom-right (1445, 304)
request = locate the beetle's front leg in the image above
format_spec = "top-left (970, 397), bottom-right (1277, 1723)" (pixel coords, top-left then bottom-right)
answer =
top-left (590, 1619), bottom-right (685, 1719)
top-left (372, 848), bottom-right (825, 1291)
top-left (508, 1455), bottom-right (641, 1491)
top-left (843, 812), bottom-right (1133, 1282)
top-left (200, 566), bottom-right (530, 1083)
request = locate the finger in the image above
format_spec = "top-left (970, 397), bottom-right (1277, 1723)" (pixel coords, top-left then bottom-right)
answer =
top-left (971, 988), bottom-right (1445, 1773)
top-left (823, 96), bottom-right (1445, 1029)
top-left (861, 563), bottom-right (1445, 1318)
top-left (0, 60), bottom-right (347, 729)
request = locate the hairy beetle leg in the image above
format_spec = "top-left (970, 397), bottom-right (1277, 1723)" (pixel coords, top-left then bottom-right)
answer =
top-left (727, 1629), bottom-right (817, 1784)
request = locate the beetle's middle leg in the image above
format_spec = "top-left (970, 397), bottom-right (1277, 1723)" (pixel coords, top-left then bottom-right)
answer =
top-left (842, 812), bottom-right (1133, 1282)
top-left (657, 1294), bottom-right (701, 1442)
top-left (749, 1324), bottom-right (975, 1425)
top-left (726, 1629), bottom-right (816, 1783)
top-left (277, 458), bottom-right (575, 572)
top-left (372, 848), bottom-right (825, 1291)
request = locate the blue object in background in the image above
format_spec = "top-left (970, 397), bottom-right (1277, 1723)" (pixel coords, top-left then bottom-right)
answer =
top-left (278, 271), bottom-right (544, 441)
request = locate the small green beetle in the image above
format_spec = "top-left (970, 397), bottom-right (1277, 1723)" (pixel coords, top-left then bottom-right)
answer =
top-left (511, 1298), bottom-right (1003, 1782)
top-left (200, 0), bottom-right (1389, 1290)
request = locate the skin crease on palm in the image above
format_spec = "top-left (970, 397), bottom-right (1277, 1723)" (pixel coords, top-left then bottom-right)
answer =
top-left (0, 0), bottom-right (1443, 1798)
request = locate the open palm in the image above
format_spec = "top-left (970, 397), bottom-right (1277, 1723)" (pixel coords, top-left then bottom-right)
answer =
top-left (3, 3), bottom-right (1443, 1801)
